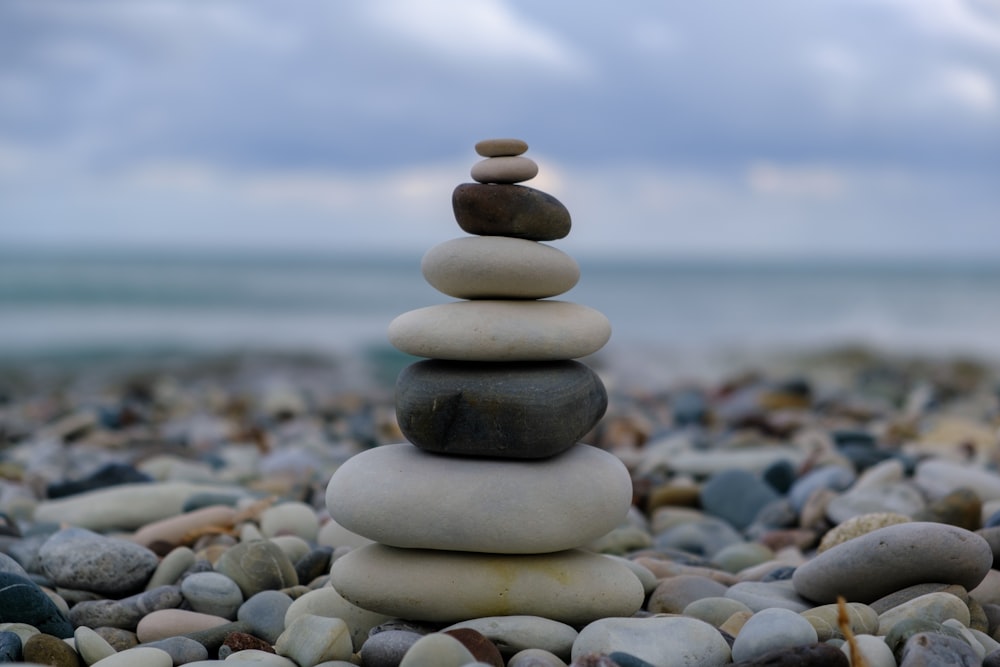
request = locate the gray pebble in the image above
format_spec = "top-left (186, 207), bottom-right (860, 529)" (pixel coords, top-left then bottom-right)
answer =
top-left (68, 585), bottom-right (182, 631)
top-left (181, 571), bottom-right (244, 619)
top-left (237, 590), bottom-right (293, 644)
top-left (141, 635), bottom-right (210, 664)
top-left (361, 629), bottom-right (424, 667)
top-left (38, 527), bottom-right (158, 595)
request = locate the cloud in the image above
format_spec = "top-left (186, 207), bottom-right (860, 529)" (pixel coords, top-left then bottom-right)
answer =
top-left (747, 163), bottom-right (848, 199)
top-left (362, 0), bottom-right (589, 77)
top-left (934, 64), bottom-right (999, 113)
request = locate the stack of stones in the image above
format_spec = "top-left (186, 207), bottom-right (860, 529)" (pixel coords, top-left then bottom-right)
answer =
top-left (326, 139), bottom-right (644, 626)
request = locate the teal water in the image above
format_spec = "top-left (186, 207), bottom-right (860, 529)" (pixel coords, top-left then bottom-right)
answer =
top-left (2, 250), bottom-right (999, 373)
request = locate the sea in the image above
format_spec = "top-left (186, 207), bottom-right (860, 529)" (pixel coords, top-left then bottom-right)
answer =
top-left (2, 250), bottom-right (1000, 389)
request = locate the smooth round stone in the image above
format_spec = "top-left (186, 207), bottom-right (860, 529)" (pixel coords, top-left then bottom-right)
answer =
top-left (22, 633), bottom-right (81, 667)
top-left (327, 443), bottom-right (631, 553)
top-left (878, 592), bottom-right (971, 635)
top-left (794, 522), bottom-right (993, 604)
top-left (400, 633), bottom-right (477, 667)
top-left (801, 602), bottom-right (878, 641)
top-left (471, 156), bottom-right (538, 184)
top-left (259, 502), bottom-right (319, 542)
top-left (32, 482), bottom-right (247, 532)
top-left (0, 553), bottom-right (27, 577)
top-left (142, 636), bottom-right (210, 665)
top-left (731, 607), bottom-right (818, 662)
top-left (237, 590), bottom-right (293, 645)
top-left (684, 597), bottom-right (754, 628)
top-left (452, 183), bottom-right (571, 241)
top-left (275, 615), bottom-right (353, 666)
top-left (788, 465), bottom-right (857, 513)
top-left (331, 545), bottom-right (644, 625)
top-left (507, 648), bottom-right (567, 667)
top-left (136, 608), bottom-right (230, 642)
top-left (74, 626), bottom-right (115, 665)
top-left (284, 586), bottom-right (392, 651)
top-left (214, 540), bottom-right (298, 598)
top-left (899, 631), bottom-right (981, 666)
top-left (0, 572), bottom-right (73, 638)
top-left (294, 546), bottom-right (333, 585)
top-left (389, 300), bottom-right (610, 361)
top-left (68, 585), bottom-right (183, 631)
top-left (475, 138), bottom-right (528, 157)
top-left (572, 616), bottom-right (730, 666)
top-left (842, 634), bottom-right (896, 667)
top-left (422, 237), bottom-right (579, 300)
top-left (39, 527), bottom-right (158, 596)
top-left (711, 542), bottom-right (775, 574)
top-left (181, 572), bottom-right (244, 619)
top-left (362, 630), bottom-right (423, 667)
top-left (270, 536), bottom-right (311, 565)
top-left (701, 469), bottom-right (781, 530)
top-left (395, 360), bottom-right (607, 459)
top-left (91, 647), bottom-right (173, 667)
top-left (146, 546), bottom-right (196, 590)
top-left (443, 616), bottom-right (577, 661)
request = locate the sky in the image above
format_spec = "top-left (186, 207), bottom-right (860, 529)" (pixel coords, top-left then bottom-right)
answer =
top-left (1, 0), bottom-right (999, 260)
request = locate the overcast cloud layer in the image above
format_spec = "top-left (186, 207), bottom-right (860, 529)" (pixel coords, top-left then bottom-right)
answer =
top-left (1, 0), bottom-right (998, 258)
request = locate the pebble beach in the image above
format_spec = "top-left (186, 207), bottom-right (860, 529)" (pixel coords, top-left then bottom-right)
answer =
top-left (0, 344), bottom-right (999, 667)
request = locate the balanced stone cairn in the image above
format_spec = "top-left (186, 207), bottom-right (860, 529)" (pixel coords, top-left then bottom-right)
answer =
top-left (326, 139), bottom-right (644, 626)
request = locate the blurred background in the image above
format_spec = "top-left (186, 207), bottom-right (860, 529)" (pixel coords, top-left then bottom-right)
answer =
top-left (1, 1), bottom-right (999, 385)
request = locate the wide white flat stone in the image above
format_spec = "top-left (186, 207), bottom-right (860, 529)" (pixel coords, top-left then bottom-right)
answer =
top-left (388, 300), bottom-right (610, 361)
top-left (326, 443), bottom-right (632, 553)
top-left (331, 545), bottom-right (645, 625)
top-left (422, 236), bottom-right (579, 299)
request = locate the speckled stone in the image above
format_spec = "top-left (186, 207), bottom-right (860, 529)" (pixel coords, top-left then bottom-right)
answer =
top-left (213, 539), bottom-right (298, 598)
top-left (331, 545), bottom-right (644, 625)
top-left (22, 632), bottom-right (82, 667)
top-left (38, 527), bottom-right (159, 596)
top-left (327, 443), bottom-right (631, 553)
top-left (422, 236), bottom-right (580, 300)
top-left (452, 183), bottom-right (571, 241)
top-left (793, 522), bottom-right (993, 603)
top-left (816, 512), bottom-right (911, 553)
top-left (389, 300), bottom-right (610, 362)
top-left (475, 138), bottom-right (528, 157)
top-left (395, 360), bottom-right (606, 458)
top-left (0, 572), bottom-right (74, 638)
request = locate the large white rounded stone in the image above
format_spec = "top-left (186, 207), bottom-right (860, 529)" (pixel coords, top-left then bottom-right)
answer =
top-left (331, 545), bottom-right (645, 625)
top-left (572, 616), bottom-right (731, 666)
top-left (422, 236), bottom-right (579, 299)
top-left (388, 300), bottom-right (610, 361)
top-left (326, 443), bottom-right (632, 553)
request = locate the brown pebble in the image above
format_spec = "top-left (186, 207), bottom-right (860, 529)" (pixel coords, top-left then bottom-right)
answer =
top-left (475, 138), bottom-right (528, 158)
top-left (94, 626), bottom-right (139, 651)
top-left (223, 631), bottom-right (275, 654)
top-left (443, 628), bottom-right (504, 667)
top-left (917, 487), bottom-right (981, 530)
top-left (23, 633), bottom-right (83, 667)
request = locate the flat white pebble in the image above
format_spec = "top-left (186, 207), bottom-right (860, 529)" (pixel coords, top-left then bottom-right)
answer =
top-left (841, 634), bottom-right (896, 667)
top-left (91, 647), bottom-right (173, 667)
top-left (275, 614), bottom-right (353, 666)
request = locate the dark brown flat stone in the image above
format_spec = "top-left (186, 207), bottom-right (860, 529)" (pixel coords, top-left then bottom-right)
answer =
top-left (452, 183), bottom-right (571, 241)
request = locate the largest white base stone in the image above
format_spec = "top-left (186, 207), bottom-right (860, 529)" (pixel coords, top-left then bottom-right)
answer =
top-left (331, 545), bottom-right (645, 625)
top-left (326, 443), bottom-right (632, 554)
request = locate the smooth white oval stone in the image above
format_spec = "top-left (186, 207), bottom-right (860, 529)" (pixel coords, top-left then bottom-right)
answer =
top-left (572, 616), bottom-right (731, 666)
top-left (331, 545), bottom-right (644, 625)
top-left (475, 138), bottom-right (528, 157)
top-left (422, 237), bottom-right (579, 300)
top-left (388, 300), bottom-right (610, 361)
top-left (326, 443), bottom-right (631, 554)
top-left (471, 156), bottom-right (538, 184)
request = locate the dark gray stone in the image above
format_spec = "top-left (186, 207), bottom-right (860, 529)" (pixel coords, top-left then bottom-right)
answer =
top-left (0, 572), bottom-right (73, 638)
top-left (730, 642), bottom-right (848, 666)
top-left (700, 469), bottom-right (781, 530)
top-left (38, 527), bottom-right (158, 596)
top-left (452, 183), bottom-right (571, 241)
top-left (396, 360), bottom-right (607, 459)
top-left (237, 590), bottom-right (293, 644)
top-left (0, 630), bottom-right (23, 662)
top-left (68, 585), bottom-right (182, 631)
top-left (360, 630), bottom-right (424, 667)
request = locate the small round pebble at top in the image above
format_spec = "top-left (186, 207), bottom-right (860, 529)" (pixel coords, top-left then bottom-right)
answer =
top-left (475, 137), bottom-right (528, 157)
